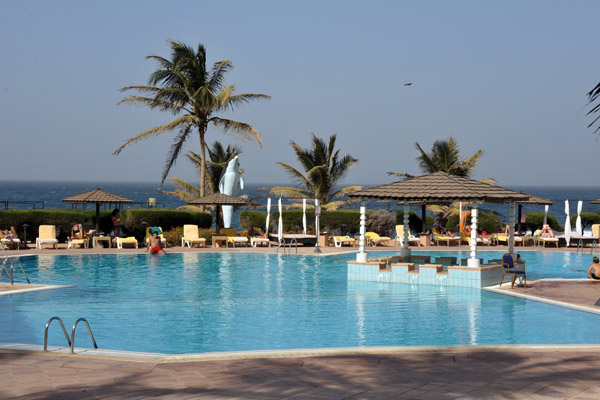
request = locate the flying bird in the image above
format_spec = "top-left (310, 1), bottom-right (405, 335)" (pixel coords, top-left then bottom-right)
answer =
top-left (404, 83), bottom-right (412, 86)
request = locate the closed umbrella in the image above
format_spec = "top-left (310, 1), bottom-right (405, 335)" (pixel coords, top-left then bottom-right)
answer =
top-left (302, 199), bottom-right (307, 234)
top-left (576, 200), bottom-right (583, 236)
top-left (543, 205), bottom-right (549, 226)
top-left (564, 200), bottom-right (571, 246)
top-left (265, 197), bottom-right (271, 235)
top-left (277, 198), bottom-right (283, 243)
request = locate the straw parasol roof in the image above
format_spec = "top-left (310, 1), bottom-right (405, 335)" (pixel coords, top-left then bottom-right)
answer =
top-left (62, 189), bottom-right (133, 233)
top-left (516, 195), bottom-right (553, 205)
top-left (349, 172), bottom-right (530, 204)
top-left (187, 193), bottom-right (246, 234)
top-left (187, 193), bottom-right (247, 206)
top-left (590, 199), bottom-right (600, 204)
top-left (62, 188), bottom-right (133, 204)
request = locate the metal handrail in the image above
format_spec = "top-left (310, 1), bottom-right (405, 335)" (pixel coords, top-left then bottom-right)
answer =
top-left (44, 317), bottom-right (71, 351)
top-left (71, 318), bottom-right (98, 354)
top-left (0, 254), bottom-right (30, 285)
top-left (287, 238), bottom-right (298, 254)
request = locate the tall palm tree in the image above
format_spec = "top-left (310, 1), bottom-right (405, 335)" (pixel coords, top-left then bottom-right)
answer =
top-left (586, 82), bottom-right (600, 134)
top-left (113, 41), bottom-right (270, 195)
top-left (261, 133), bottom-right (360, 210)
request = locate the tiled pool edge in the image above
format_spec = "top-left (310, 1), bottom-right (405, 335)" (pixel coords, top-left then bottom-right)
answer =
top-left (3, 343), bottom-right (600, 362)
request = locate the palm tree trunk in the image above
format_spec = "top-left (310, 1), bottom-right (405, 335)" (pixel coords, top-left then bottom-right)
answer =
top-left (199, 129), bottom-right (207, 198)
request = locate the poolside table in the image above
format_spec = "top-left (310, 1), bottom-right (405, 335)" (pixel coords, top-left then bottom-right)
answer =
top-left (92, 236), bottom-right (111, 249)
top-left (212, 236), bottom-right (227, 248)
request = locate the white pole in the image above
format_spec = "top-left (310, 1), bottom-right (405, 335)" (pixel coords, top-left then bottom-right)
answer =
top-left (357, 201), bottom-right (367, 262)
top-left (508, 201), bottom-right (515, 255)
top-left (467, 204), bottom-right (480, 268)
top-left (401, 200), bottom-right (411, 257)
top-left (314, 198), bottom-right (321, 253)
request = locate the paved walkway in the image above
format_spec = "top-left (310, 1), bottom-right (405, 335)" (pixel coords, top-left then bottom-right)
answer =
top-left (2, 347), bottom-right (600, 399)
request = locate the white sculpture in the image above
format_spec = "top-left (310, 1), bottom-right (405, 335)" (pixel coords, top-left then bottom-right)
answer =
top-left (219, 155), bottom-right (244, 229)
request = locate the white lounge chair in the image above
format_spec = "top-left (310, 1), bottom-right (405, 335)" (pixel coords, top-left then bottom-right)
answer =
top-left (36, 225), bottom-right (59, 249)
top-left (1, 237), bottom-right (20, 250)
top-left (394, 225), bottom-right (421, 247)
top-left (181, 225), bottom-right (207, 248)
top-left (332, 236), bottom-right (355, 247)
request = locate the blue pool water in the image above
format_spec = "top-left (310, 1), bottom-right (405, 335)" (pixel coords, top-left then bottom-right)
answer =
top-left (1, 251), bottom-right (598, 354)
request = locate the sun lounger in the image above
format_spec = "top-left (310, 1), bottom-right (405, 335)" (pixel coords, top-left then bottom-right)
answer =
top-left (181, 225), bottom-right (207, 248)
top-left (221, 228), bottom-right (249, 248)
top-left (332, 236), bottom-right (355, 247)
top-left (67, 224), bottom-right (88, 249)
top-left (492, 234), bottom-right (523, 246)
top-left (116, 237), bottom-right (138, 249)
top-left (144, 226), bottom-right (167, 247)
top-left (36, 225), bottom-right (59, 249)
top-left (250, 236), bottom-right (271, 247)
top-left (364, 232), bottom-right (391, 247)
top-left (1, 238), bottom-right (20, 250)
top-left (432, 229), bottom-right (460, 246)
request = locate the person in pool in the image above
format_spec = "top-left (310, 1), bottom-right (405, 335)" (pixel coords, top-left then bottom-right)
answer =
top-left (146, 228), bottom-right (166, 255)
top-left (588, 257), bottom-right (600, 280)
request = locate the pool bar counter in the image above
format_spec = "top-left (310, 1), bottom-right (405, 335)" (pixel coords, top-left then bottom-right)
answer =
top-left (347, 260), bottom-right (505, 288)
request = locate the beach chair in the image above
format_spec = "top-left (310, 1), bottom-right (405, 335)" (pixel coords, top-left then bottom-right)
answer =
top-left (181, 224), bottom-right (206, 248)
top-left (332, 236), bottom-right (356, 247)
top-left (144, 226), bottom-right (167, 247)
top-left (36, 225), bottom-right (59, 249)
top-left (0, 237), bottom-right (20, 250)
top-left (116, 237), bottom-right (138, 249)
top-left (500, 254), bottom-right (526, 288)
top-left (67, 224), bottom-right (88, 249)
top-left (394, 225), bottom-right (421, 247)
top-left (460, 231), bottom-right (490, 246)
top-left (534, 229), bottom-right (559, 248)
top-left (432, 228), bottom-right (460, 246)
top-left (364, 232), bottom-right (391, 247)
top-left (221, 228), bottom-right (249, 247)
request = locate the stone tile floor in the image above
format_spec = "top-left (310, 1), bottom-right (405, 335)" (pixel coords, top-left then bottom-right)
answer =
top-left (2, 348), bottom-right (600, 399)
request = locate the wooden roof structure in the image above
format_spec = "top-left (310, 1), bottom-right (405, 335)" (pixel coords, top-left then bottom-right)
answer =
top-left (187, 193), bottom-right (247, 206)
top-left (62, 189), bottom-right (133, 204)
top-left (349, 172), bottom-right (532, 204)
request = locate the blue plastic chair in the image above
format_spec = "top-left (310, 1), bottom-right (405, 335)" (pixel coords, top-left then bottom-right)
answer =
top-left (500, 254), bottom-right (526, 288)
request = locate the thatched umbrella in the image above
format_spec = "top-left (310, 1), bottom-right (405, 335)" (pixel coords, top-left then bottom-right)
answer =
top-left (62, 189), bottom-right (133, 232)
top-left (187, 193), bottom-right (246, 234)
top-left (515, 195), bottom-right (553, 233)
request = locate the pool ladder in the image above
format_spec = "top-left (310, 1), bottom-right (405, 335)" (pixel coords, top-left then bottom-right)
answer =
top-left (277, 237), bottom-right (298, 254)
top-left (44, 316), bottom-right (98, 354)
top-left (0, 242), bottom-right (30, 284)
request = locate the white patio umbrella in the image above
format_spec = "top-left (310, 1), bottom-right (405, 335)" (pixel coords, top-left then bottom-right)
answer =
top-left (564, 200), bottom-right (571, 246)
top-left (265, 197), bottom-right (271, 235)
top-left (576, 200), bottom-right (583, 236)
top-left (543, 205), bottom-right (549, 226)
top-left (277, 197), bottom-right (283, 243)
top-left (302, 199), bottom-right (307, 234)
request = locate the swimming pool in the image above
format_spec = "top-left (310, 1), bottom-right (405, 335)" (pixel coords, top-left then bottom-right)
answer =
top-left (1, 251), bottom-right (599, 354)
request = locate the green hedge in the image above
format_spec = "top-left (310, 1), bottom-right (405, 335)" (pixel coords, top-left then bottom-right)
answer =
top-left (446, 213), bottom-right (502, 233)
top-left (523, 212), bottom-right (562, 232)
top-left (239, 209), bottom-right (361, 235)
top-left (0, 209), bottom-right (212, 243)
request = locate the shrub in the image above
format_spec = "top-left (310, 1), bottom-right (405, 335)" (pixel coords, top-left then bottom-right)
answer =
top-left (198, 228), bottom-right (214, 244)
top-left (366, 210), bottom-right (394, 236)
top-left (394, 211), bottom-right (424, 233)
top-left (569, 212), bottom-right (600, 231)
top-left (447, 212), bottom-right (502, 234)
top-left (524, 212), bottom-right (561, 232)
top-left (0, 208), bottom-right (212, 243)
top-left (163, 226), bottom-right (183, 247)
top-left (239, 209), bottom-right (361, 235)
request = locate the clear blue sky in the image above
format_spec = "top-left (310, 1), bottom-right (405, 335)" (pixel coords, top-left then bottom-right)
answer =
top-left (1, 0), bottom-right (599, 187)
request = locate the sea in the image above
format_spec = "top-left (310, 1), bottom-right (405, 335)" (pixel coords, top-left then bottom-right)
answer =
top-left (0, 180), bottom-right (599, 229)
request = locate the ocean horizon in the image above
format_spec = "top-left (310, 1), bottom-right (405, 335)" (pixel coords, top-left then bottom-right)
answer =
top-left (1, 181), bottom-right (599, 229)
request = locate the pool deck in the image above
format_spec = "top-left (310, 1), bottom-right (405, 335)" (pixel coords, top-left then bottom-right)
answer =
top-left (2, 346), bottom-right (600, 399)
top-left (3, 244), bottom-right (600, 398)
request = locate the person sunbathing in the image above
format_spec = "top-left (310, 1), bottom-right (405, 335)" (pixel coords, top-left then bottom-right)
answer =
top-left (588, 257), bottom-right (600, 280)
top-left (67, 224), bottom-right (84, 242)
top-left (1, 226), bottom-right (18, 241)
top-left (540, 224), bottom-right (555, 238)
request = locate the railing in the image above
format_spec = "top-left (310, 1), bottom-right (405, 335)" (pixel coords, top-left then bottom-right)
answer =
top-left (0, 242), bottom-right (30, 284)
top-left (0, 200), bottom-right (45, 210)
top-left (44, 316), bottom-right (98, 354)
top-left (277, 237), bottom-right (298, 254)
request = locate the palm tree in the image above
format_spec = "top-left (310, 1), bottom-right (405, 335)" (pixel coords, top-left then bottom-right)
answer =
top-left (113, 41), bottom-right (270, 195)
top-left (260, 133), bottom-right (360, 210)
top-left (415, 136), bottom-right (483, 177)
top-left (159, 141), bottom-right (241, 209)
top-left (586, 82), bottom-right (600, 134)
